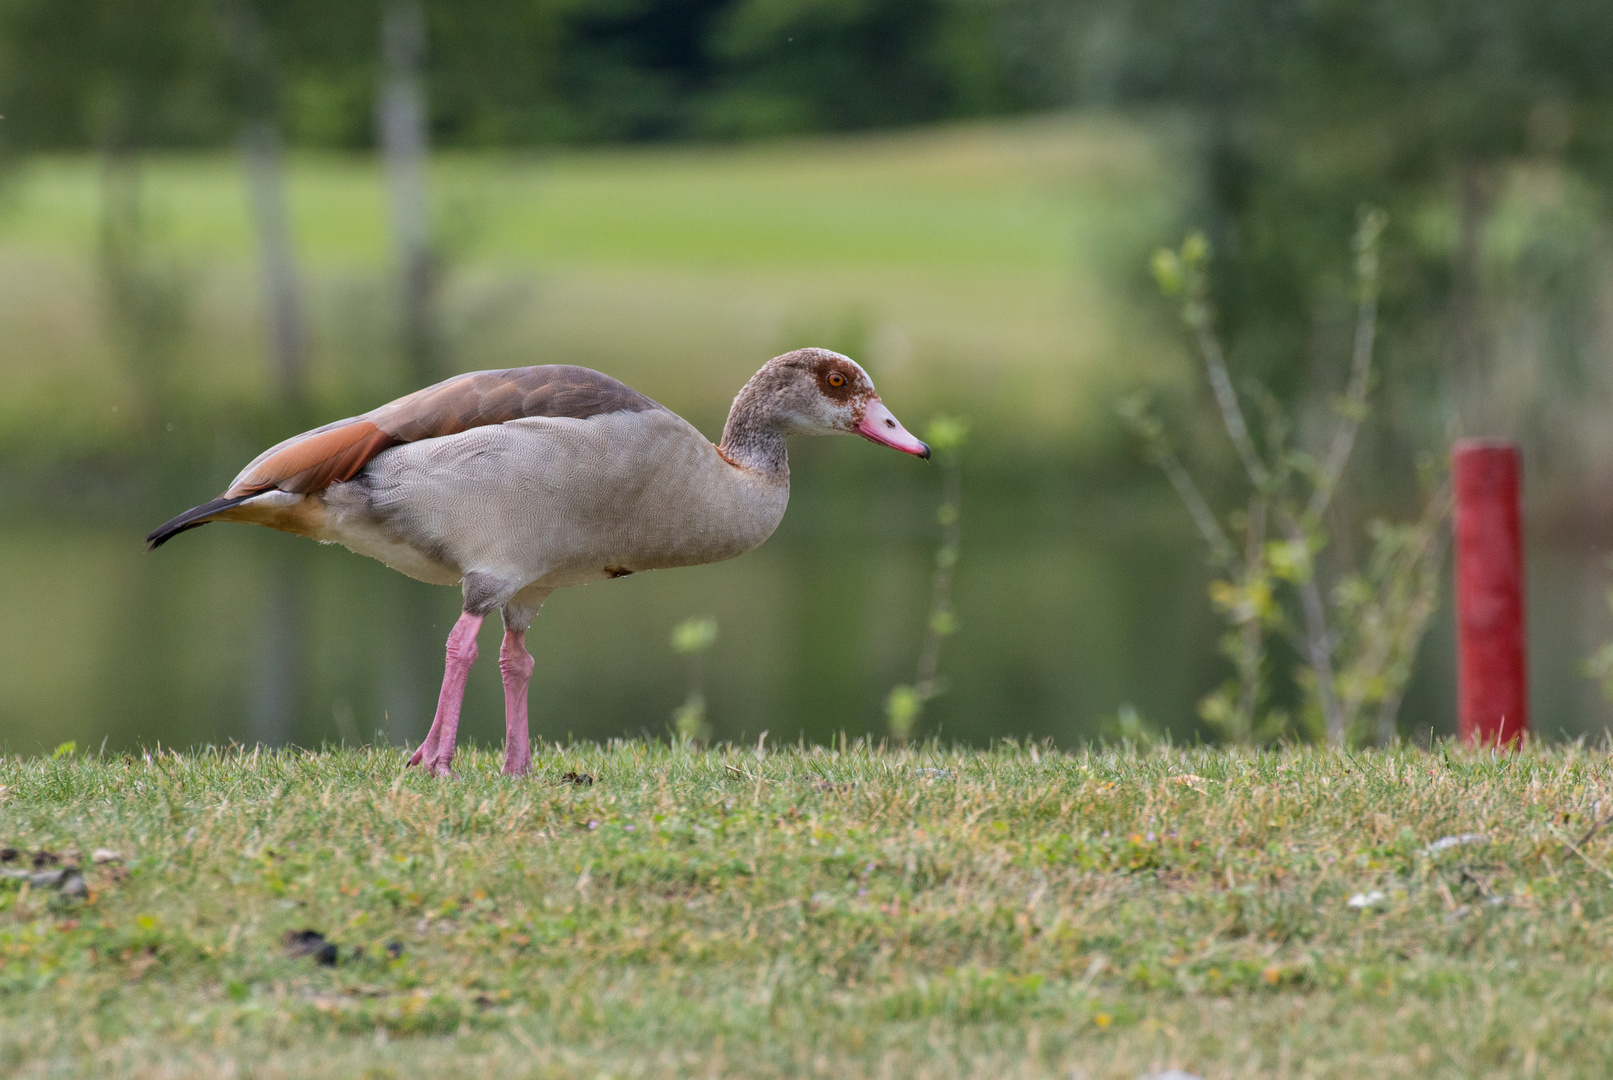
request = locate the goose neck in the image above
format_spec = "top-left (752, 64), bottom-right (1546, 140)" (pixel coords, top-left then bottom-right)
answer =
top-left (718, 383), bottom-right (790, 478)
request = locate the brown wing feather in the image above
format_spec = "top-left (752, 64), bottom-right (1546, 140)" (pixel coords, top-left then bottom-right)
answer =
top-left (226, 421), bottom-right (397, 496)
top-left (222, 365), bottom-right (661, 499)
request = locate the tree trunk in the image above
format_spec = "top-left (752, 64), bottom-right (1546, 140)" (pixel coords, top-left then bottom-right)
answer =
top-left (250, 545), bottom-right (305, 748)
top-left (1449, 162), bottom-right (1496, 426)
top-left (241, 119), bottom-right (307, 411)
top-left (98, 147), bottom-right (187, 428)
top-left (378, 0), bottom-right (439, 386)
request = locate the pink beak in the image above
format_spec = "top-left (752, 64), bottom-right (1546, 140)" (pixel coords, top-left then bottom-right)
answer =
top-left (856, 398), bottom-right (930, 459)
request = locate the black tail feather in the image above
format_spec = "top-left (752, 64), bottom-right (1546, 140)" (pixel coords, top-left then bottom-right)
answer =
top-left (145, 494), bottom-right (258, 551)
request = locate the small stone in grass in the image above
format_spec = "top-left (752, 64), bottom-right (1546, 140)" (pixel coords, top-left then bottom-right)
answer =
top-left (17, 867), bottom-right (86, 896)
top-left (1424, 833), bottom-right (1488, 855)
top-left (282, 929), bottom-right (339, 966)
top-left (92, 849), bottom-right (121, 864)
top-left (1347, 890), bottom-right (1386, 909)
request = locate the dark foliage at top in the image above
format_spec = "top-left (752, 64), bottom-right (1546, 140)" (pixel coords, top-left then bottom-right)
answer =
top-left (0, 0), bottom-right (1030, 150)
top-left (10, 1), bottom-right (1595, 156)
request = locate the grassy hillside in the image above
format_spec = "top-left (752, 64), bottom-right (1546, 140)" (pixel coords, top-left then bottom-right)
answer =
top-left (0, 115), bottom-right (1184, 455)
top-left (2, 741), bottom-right (1611, 1078)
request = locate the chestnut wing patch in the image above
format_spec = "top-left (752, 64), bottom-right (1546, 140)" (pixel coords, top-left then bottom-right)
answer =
top-left (226, 421), bottom-right (397, 497)
top-left (225, 365), bottom-right (662, 498)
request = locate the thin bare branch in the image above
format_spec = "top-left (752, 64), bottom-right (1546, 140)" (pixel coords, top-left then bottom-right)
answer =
top-left (1307, 292), bottom-right (1376, 520)
top-left (1307, 209), bottom-right (1386, 521)
top-left (1234, 496), bottom-right (1267, 727)
top-left (1577, 807), bottom-right (1613, 849)
top-left (1153, 442), bottom-right (1236, 566)
top-left (1559, 829), bottom-right (1613, 885)
top-left (1188, 316), bottom-right (1271, 489)
top-left (1372, 481), bottom-right (1452, 744)
top-left (1277, 510), bottom-right (1343, 744)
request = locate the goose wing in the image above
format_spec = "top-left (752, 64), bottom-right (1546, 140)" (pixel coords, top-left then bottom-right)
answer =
top-left (147, 365), bottom-right (664, 548)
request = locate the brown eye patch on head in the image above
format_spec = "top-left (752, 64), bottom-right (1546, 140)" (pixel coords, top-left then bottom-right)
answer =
top-left (815, 359), bottom-right (860, 400)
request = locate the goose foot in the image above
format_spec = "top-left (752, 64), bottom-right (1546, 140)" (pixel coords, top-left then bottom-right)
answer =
top-left (406, 744), bottom-right (456, 777)
top-left (406, 611), bottom-right (484, 778)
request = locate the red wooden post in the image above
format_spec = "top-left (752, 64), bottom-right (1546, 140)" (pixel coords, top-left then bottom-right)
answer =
top-left (1453, 440), bottom-right (1528, 746)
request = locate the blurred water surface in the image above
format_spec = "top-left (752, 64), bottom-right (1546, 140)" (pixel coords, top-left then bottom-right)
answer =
top-left (0, 443), bottom-right (1212, 752)
top-left (1, 118), bottom-right (1611, 752)
top-left (1, 443), bottom-right (1610, 754)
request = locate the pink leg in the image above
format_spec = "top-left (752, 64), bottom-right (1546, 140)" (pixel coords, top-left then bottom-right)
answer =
top-left (499, 629), bottom-right (535, 776)
top-left (407, 611), bottom-right (484, 776)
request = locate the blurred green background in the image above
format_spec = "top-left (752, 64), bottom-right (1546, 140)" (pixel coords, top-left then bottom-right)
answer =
top-left (0, 0), bottom-right (1610, 752)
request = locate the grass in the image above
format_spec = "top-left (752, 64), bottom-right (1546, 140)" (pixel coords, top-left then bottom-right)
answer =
top-left (2, 118), bottom-right (1167, 270)
top-left (3, 740), bottom-right (1613, 1078)
top-left (0, 114), bottom-right (1186, 455)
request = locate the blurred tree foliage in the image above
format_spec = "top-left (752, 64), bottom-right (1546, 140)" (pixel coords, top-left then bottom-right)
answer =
top-left (1008, 0), bottom-right (1613, 480)
top-left (2, 0), bottom-right (1611, 484)
top-left (4, 1), bottom-right (1603, 155)
top-left (0, 0), bottom-right (228, 151)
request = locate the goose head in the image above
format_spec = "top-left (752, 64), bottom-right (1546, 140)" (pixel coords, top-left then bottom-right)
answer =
top-left (725, 348), bottom-right (930, 461)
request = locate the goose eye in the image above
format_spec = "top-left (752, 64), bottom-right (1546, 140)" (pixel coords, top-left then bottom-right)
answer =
top-left (827, 372), bottom-right (846, 388)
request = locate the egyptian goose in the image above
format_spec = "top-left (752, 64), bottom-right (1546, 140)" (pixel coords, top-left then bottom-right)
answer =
top-left (147, 348), bottom-right (929, 775)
